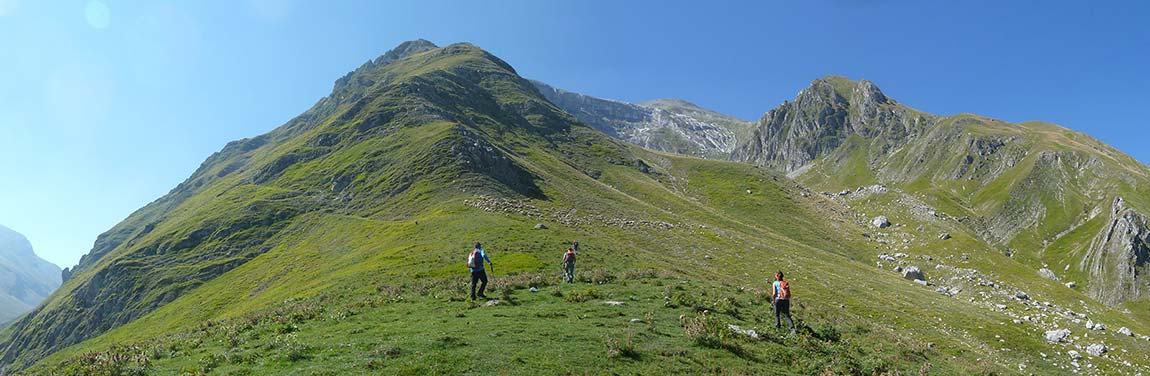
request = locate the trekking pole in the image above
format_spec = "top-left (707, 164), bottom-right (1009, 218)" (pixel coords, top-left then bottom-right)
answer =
top-left (488, 263), bottom-right (496, 287)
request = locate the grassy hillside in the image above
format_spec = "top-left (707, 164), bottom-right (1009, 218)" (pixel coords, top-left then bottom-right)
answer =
top-left (5, 44), bottom-right (1150, 375)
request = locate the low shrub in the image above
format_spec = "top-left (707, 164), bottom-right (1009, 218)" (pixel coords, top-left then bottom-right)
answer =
top-left (605, 329), bottom-right (639, 359)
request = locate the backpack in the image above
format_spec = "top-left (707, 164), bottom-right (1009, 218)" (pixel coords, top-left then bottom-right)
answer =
top-left (564, 251), bottom-right (576, 264)
top-left (777, 280), bottom-right (791, 299)
top-left (467, 249), bottom-right (481, 269)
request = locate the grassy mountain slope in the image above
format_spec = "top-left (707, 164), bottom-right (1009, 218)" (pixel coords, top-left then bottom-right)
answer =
top-left (5, 45), bottom-right (1150, 375)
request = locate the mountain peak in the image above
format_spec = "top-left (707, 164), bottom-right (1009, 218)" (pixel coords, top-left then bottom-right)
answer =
top-left (637, 98), bottom-right (702, 110)
top-left (804, 75), bottom-right (887, 104)
top-left (852, 79), bottom-right (888, 105)
top-left (733, 75), bottom-right (926, 171)
top-left (373, 39), bottom-right (439, 66)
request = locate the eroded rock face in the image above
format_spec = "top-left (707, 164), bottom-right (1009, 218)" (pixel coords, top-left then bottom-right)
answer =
top-left (531, 81), bottom-right (751, 158)
top-left (1081, 197), bottom-right (1150, 306)
top-left (730, 76), bottom-right (934, 173)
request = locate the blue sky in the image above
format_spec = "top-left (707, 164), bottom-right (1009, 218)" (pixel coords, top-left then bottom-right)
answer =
top-left (1, 0), bottom-right (1147, 267)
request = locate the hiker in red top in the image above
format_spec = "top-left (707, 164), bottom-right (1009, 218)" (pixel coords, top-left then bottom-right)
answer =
top-left (561, 248), bottom-right (576, 283)
top-left (771, 271), bottom-right (795, 333)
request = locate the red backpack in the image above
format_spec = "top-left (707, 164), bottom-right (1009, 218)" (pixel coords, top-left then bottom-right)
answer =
top-left (777, 280), bottom-right (791, 299)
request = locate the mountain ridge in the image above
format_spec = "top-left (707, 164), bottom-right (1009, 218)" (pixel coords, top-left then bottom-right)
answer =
top-left (734, 75), bottom-right (1150, 308)
top-left (0, 225), bottom-right (61, 327)
top-left (5, 42), bottom-right (1150, 375)
top-left (531, 80), bottom-right (753, 158)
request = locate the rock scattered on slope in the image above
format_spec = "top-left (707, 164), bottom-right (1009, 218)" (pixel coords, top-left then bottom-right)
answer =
top-left (533, 223), bottom-right (548, 230)
top-left (1045, 329), bottom-right (1071, 342)
top-left (1068, 350), bottom-right (1082, 360)
top-left (728, 324), bottom-right (760, 339)
top-left (1065, 281), bottom-right (1076, 288)
top-left (1119, 327), bottom-right (1133, 336)
top-left (902, 266), bottom-right (924, 281)
top-left (872, 216), bottom-right (891, 229)
top-left (938, 233), bottom-right (951, 240)
top-left (604, 301), bottom-right (626, 306)
top-left (1086, 344), bottom-right (1107, 357)
top-left (1038, 268), bottom-right (1060, 281)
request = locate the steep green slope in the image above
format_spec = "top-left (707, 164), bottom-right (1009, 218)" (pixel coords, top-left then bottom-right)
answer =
top-left (6, 45), bottom-right (1150, 375)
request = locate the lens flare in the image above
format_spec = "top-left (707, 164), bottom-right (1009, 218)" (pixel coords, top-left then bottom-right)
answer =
top-left (84, 0), bottom-right (110, 29)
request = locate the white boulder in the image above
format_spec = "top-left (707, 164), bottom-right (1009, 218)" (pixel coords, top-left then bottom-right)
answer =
top-left (1045, 329), bottom-right (1071, 342)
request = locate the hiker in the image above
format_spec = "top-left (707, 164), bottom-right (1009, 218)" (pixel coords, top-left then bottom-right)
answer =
top-left (771, 271), bottom-right (795, 333)
top-left (572, 240), bottom-right (579, 254)
top-left (468, 242), bottom-right (493, 300)
top-left (561, 248), bottom-right (577, 283)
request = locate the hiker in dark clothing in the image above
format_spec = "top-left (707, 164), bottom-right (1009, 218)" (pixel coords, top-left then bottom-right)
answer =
top-left (468, 242), bottom-right (493, 300)
top-left (572, 240), bottom-right (579, 254)
top-left (771, 271), bottom-right (795, 333)
top-left (561, 248), bottom-right (576, 283)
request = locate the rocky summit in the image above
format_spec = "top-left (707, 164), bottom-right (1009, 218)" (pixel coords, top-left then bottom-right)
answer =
top-left (3, 41), bottom-right (1150, 376)
top-left (734, 75), bottom-right (1150, 309)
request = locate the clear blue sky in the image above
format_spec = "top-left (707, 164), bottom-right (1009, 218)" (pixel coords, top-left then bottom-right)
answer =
top-left (1, 0), bottom-right (1147, 268)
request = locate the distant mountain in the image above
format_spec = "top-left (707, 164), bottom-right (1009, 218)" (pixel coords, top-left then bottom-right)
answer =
top-left (734, 75), bottom-right (1150, 306)
top-left (531, 80), bottom-right (752, 158)
top-left (0, 225), bottom-right (61, 325)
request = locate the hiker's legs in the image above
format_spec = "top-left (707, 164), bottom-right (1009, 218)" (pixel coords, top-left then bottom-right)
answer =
top-left (565, 264), bottom-right (575, 283)
top-left (774, 299), bottom-right (782, 328)
top-left (470, 271), bottom-right (480, 300)
top-left (477, 270), bottom-right (489, 298)
top-left (780, 299), bottom-right (795, 332)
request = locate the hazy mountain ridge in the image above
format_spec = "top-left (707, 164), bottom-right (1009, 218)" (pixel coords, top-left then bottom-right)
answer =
top-left (0, 225), bottom-right (61, 326)
top-left (531, 80), bottom-right (752, 158)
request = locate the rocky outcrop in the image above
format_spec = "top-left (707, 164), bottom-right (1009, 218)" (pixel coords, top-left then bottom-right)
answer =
top-left (1081, 197), bottom-right (1150, 306)
top-left (1038, 268), bottom-right (1060, 281)
top-left (730, 76), bottom-right (934, 172)
top-left (531, 81), bottom-right (751, 158)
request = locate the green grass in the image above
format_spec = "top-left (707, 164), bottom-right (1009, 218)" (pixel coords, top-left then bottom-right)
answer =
top-left (36, 271), bottom-right (1007, 375)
